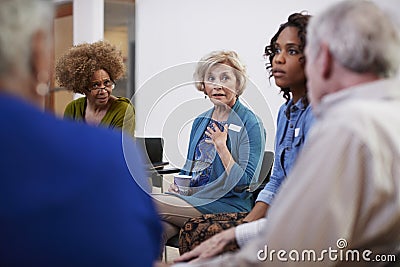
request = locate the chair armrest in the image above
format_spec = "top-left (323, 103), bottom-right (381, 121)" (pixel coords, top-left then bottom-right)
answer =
top-left (156, 168), bottom-right (181, 175)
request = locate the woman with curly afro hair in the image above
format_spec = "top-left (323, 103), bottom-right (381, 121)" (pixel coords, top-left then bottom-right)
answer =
top-left (55, 40), bottom-right (135, 137)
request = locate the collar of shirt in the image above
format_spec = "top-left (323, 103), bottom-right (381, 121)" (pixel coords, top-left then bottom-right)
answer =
top-left (285, 96), bottom-right (308, 119)
top-left (314, 78), bottom-right (400, 118)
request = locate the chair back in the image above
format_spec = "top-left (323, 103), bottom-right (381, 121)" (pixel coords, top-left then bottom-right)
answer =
top-left (233, 151), bottom-right (274, 204)
top-left (135, 137), bottom-right (166, 188)
top-left (249, 151), bottom-right (274, 203)
top-left (135, 137), bottom-right (164, 166)
top-left (250, 150), bottom-right (274, 192)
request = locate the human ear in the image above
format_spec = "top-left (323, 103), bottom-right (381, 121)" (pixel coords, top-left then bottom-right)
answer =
top-left (31, 29), bottom-right (52, 96)
top-left (319, 43), bottom-right (333, 79)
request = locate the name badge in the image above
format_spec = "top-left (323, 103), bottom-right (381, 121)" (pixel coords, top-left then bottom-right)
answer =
top-left (229, 124), bottom-right (242, 132)
top-left (295, 128), bottom-right (300, 137)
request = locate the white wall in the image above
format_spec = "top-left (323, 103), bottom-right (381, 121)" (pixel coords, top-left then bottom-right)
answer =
top-left (73, 0), bottom-right (104, 45)
top-left (134, 0), bottom-right (400, 168)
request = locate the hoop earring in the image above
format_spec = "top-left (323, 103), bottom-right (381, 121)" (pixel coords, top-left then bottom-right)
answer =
top-left (36, 83), bottom-right (49, 96)
top-left (35, 71), bottom-right (49, 96)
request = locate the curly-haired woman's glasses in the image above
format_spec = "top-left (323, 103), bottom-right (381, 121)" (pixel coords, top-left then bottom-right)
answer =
top-left (88, 79), bottom-right (115, 93)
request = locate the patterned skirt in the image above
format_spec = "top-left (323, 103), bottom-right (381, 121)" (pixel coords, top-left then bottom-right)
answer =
top-left (179, 212), bottom-right (249, 254)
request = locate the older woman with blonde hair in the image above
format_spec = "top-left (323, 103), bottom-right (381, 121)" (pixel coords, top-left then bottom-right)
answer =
top-left (56, 40), bottom-right (135, 137)
top-left (153, 50), bottom-right (266, 249)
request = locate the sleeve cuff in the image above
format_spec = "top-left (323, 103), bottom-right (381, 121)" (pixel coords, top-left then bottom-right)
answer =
top-left (235, 218), bottom-right (267, 248)
top-left (255, 189), bottom-right (275, 204)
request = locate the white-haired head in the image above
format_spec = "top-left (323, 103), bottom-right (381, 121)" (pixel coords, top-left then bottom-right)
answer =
top-left (307, 0), bottom-right (400, 78)
top-left (0, 0), bottom-right (53, 80)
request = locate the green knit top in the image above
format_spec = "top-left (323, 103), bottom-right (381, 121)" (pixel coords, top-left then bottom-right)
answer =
top-left (64, 96), bottom-right (135, 137)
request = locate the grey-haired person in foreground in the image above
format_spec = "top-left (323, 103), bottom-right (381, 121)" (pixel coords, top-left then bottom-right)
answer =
top-left (0, 1), bottom-right (161, 266)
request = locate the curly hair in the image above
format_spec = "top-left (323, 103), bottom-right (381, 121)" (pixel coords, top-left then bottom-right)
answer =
top-left (55, 40), bottom-right (126, 94)
top-left (193, 50), bottom-right (247, 96)
top-left (264, 12), bottom-right (311, 104)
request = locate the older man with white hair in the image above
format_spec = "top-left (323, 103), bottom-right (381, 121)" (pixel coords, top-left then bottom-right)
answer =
top-left (163, 0), bottom-right (400, 266)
